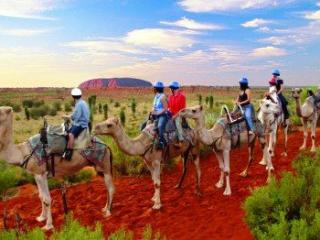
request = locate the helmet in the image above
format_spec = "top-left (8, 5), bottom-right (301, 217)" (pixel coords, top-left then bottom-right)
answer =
top-left (169, 81), bottom-right (180, 89)
top-left (239, 77), bottom-right (248, 85)
top-left (153, 81), bottom-right (164, 89)
top-left (71, 87), bottom-right (82, 97)
top-left (272, 69), bottom-right (280, 76)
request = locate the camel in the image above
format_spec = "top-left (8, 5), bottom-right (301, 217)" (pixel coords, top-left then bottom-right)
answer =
top-left (0, 107), bottom-right (114, 230)
top-left (257, 93), bottom-right (289, 164)
top-left (179, 106), bottom-right (273, 196)
top-left (94, 117), bottom-right (201, 210)
top-left (292, 88), bottom-right (320, 152)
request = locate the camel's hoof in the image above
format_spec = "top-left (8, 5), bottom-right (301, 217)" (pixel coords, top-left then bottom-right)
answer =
top-left (174, 184), bottom-right (181, 189)
top-left (223, 189), bottom-right (231, 196)
top-left (42, 224), bottom-right (54, 231)
top-left (299, 146), bottom-right (306, 151)
top-left (104, 209), bottom-right (111, 218)
top-left (239, 171), bottom-right (248, 178)
top-left (281, 152), bottom-right (288, 157)
top-left (36, 215), bottom-right (46, 222)
top-left (195, 189), bottom-right (202, 197)
top-left (311, 147), bottom-right (316, 152)
top-left (151, 195), bottom-right (157, 202)
top-left (259, 159), bottom-right (267, 166)
top-left (152, 203), bottom-right (162, 210)
top-left (215, 181), bottom-right (224, 188)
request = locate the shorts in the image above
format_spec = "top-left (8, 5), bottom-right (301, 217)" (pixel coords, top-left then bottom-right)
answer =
top-left (69, 125), bottom-right (86, 138)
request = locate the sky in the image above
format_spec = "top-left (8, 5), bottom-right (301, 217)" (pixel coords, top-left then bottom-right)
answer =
top-left (0, 0), bottom-right (319, 87)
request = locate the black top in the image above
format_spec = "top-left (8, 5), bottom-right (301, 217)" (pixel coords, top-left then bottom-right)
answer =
top-left (238, 89), bottom-right (250, 106)
top-left (276, 78), bottom-right (284, 92)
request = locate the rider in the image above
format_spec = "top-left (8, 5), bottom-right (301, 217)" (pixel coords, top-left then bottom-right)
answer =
top-left (236, 77), bottom-right (255, 135)
top-left (168, 81), bottom-right (186, 145)
top-left (152, 81), bottom-right (168, 150)
top-left (63, 88), bottom-right (90, 160)
top-left (269, 69), bottom-right (290, 120)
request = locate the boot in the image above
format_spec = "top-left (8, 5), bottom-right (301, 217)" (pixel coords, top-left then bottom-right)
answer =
top-left (62, 149), bottom-right (73, 161)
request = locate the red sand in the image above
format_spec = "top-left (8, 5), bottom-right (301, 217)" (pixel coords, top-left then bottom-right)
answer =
top-left (0, 130), bottom-right (318, 239)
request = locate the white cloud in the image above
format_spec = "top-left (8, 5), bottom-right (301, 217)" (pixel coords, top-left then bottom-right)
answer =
top-left (160, 17), bottom-right (223, 30)
top-left (178, 0), bottom-right (292, 12)
top-left (259, 36), bottom-right (286, 46)
top-left (0, 0), bottom-right (66, 20)
top-left (251, 46), bottom-right (287, 57)
top-left (0, 28), bottom-right (56, 37)
top-left (123, 28), bottom-right (195, 52)
top-left (305, 10), bottom-right (320, 20)
top-left (317, 2), bottom-right (320, 7)
top-left (257, 26), bottom-right (271, 33)
top-left (242, 18), bottom-right (272, 28)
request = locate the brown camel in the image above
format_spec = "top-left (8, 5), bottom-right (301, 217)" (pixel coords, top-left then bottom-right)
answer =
top-left (179, 106), bottom-right (273, 196)
top-left (94, 117), bottom-right (201, 210)
top-left (292, 88), bottom-right (320, 152)
top-left (0, 107), bottom-right (114, 230)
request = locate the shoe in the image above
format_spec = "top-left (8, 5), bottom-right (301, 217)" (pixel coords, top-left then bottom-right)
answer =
top-left (156, 141), bottom-right (165, 150)
top-left (248, 130), bottom-right (254, 135)
top-left (62, 149), bottom-right (73, 161)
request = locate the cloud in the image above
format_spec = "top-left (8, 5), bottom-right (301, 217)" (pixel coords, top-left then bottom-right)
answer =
top-left (0, 28), bottom-right (56, 37)
top-left (160, 17), bottom-right (223, 30)
top-left (251, 46), bottom-right (287, 57)
top-left (123, 28), bottom-right (195, 52)
top-left (241, 18), bottom-right (272, 28)
top-left (259, 36), bottom-right (286, 46)
top-left (178, 0), bottom-right (293, 12)
top-left (317, 2), bottom-right (320, 7)
top-left (305, 10), bottom-right (320, 20)
top-left (0, 0), bottom-right (66, 20)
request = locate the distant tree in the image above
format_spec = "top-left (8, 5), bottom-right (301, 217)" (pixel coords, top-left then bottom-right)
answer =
top-left (24, 107), bottom-right (30, 120)
top-left (198, 94), bottom-right (202, 105)
top-left (98, 103), bottom-right (102, 114)
top-left (131, 99), bottom-right (137, 115)
top-left (205, 96), bottom-right (209, 105)
top-left (103, 103), bottom-right (109, 120)
top-left (209, 96), bottom-right (214, 109)
top-left (120, 109), bottom-right (126, 126)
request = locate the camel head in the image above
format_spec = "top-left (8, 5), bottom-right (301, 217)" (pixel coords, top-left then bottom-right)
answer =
top-left (94, 117), bottom-right (122, 136)
top-left (179, 105), bottom-right (203, 120)
top-left (291, 88), bottom-right (302, 99)
top-left (0, 107), bottom-right (13, 151)
top-left (259, 98), bottom-right (281, 115)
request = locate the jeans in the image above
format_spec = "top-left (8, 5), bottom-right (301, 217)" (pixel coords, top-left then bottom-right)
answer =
top-left (154, 113), bottom-right (168, 146)
top-left (278, 93), bottom-right (289, 119)
top-left (242, 104), bottom-right (255, 131)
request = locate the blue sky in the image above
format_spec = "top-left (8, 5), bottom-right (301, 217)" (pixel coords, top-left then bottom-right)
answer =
top-left (0, 0), bottom-right (319, 87)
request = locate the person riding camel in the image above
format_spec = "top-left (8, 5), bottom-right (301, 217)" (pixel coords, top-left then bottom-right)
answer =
top-left (168, 81), bottom-right (186, 146)
top-left (269, 69), bottom-right (290, 120)
top-left (62, 87), bottom-right (90, 160)
top-left (307, 85), bottom-right (320, 108)
top-left (152, 81), bottom-right (168, 150)
top-left (236, 77), bottom-right (255, 135)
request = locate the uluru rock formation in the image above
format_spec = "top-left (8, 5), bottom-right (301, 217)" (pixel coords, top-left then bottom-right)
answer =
top-left (79, 78), bottom-right (152, 89)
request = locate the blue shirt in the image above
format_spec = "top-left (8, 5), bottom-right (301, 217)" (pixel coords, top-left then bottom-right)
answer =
top-left (71, 99), bottom-right (90, 128)
top-left (153, 93), bottom-right (165, 114)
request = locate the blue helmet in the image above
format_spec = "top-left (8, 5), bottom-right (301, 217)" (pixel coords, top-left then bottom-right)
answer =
top-left (272, 69), bottom-right (280, 76)
top-left (239, 77), bottom-right (248, 85)
top-left (169, 81), bottom-right (180, 89)
top-left (153, 81), bottom-right (164, 89)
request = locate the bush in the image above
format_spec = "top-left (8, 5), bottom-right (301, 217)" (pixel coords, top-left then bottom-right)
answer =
top-left (103, 103), bottom-right (109, 119)
top-left (98, 103), bottom-right (102, 114)
top-left (24, 107), bottom-right (30, 120)
top-left (209, 96), bottom-right (214, 109)
top-left (64, 102), bottom-right (72, 112)
top-left (114, 102), bottom-right (120, 108)
top-left (120, 109), bottom-right (126, 126)
top-left (131, 99), bottom-right (137, 115)
top-left (22, 99), bottom-right (34, 108)
top-left (49, 108), bottom-right (57, 116)
top-left (51, 214), bottom-right (103, 240)
top-left (244, 152), bottom-right (320, 240)
top-left (0, 161), bottom-right (20, 200)
top-left (0, 101), bottom-right (22, 112)
top-left (108, 228), bottom-right (133, 240)
top-left (64, 169), bottom-right (94, 184)
top-left (29, 105), bottom-right (50, 119)
top-left (197, 94), bottom-right (202, 105)
top-left (53, 102), bottom-right (62, 111)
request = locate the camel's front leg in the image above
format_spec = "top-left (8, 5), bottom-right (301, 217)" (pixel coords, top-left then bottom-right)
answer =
top-left (281, 121), bottom-right (289, 156)
top-left (151, 158), bottom-right (162, 209)
top-left (311, 115), bottom-right (318, 152)
top-left (175, 151), bottom-right (189, 189)
top-left (240, 141), bottom-right (255, 177)
top-left (34, 174), bottom-right (47, 222)
top-left (193, 154), bottom-right (202, 196)
top-left (102, 174), bottom-right (115, 217)
top-left (223, 149), bottom-right (231, 196)
top-left (300, 118), bottom-right (308, 150)
top-left (214, 151), bottom-right (224, 188)
top-left (35, 174), bottom-right (53, 230)
top-left (269, 126), bottom-right (277, 157)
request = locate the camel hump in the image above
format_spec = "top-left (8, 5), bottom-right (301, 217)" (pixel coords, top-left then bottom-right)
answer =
top-left (74, 128), bottom-right (91, 149)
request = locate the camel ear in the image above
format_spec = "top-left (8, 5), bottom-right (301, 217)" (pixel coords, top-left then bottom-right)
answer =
top-left (199, 105), bottom-right (203, 111)
top-left (5, 108), bottom-right (12, 114)
top-left (114, 118), bottom-right (120, 125)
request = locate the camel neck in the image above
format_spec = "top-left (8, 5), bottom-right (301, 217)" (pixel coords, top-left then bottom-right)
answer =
top-left (0, 142), bottom-right (25, 166)
top-left (112, 126), bottom-right (152, 156)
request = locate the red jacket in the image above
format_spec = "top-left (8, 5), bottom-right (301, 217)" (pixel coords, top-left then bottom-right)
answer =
top-left (168, 90), bottom-right (186, 116)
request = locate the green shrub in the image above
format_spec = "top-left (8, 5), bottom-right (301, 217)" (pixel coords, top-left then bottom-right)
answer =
top-left (64, 102), bottom-right (72, 112)
top-left (49, 108), bottom-right (58, 116)
top-left (209, 96), bottom-right (214, 109)
top-left (53, 102), bottom-right (62, 111)
top-left (197, 94), bottom-right (202, 105)
top-left (98, 103), bottom-right (102, 114)
top-left (205, 96), bottom-right (209, 105)
top-left (29, 105), bottom-right (50, 119)
top-left (51, 214), bottom-right (103, 240)
top-left (114, 102), bottom-right (120, 108)
top-left (131, 99), bottom-right (137, 115)
top-left (22, 99), bottom-right (34, 108)
top-left (120, 109), bottom-right (126, 126)
top-left (15, 115), bottom-right (21, 121)
top-left (24, 107), bottom-right (30, 120)
top-left (108, 227), bottom-right (133, 240)
top-left (0, 101), bottom-right (22, 112)
top-left (64, 169), bottom-right (94, 184)
top-left (103, 103), bottom-right (109, 119)
top-left (244, 152), bottom-right (320, 240)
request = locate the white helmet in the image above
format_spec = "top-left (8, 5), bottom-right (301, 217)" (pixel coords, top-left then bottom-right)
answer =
top-left (71, 87), bottom-right (82, 97)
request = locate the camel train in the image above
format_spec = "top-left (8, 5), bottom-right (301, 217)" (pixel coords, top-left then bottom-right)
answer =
top-left (0, 87), bottom-right (319, 229)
